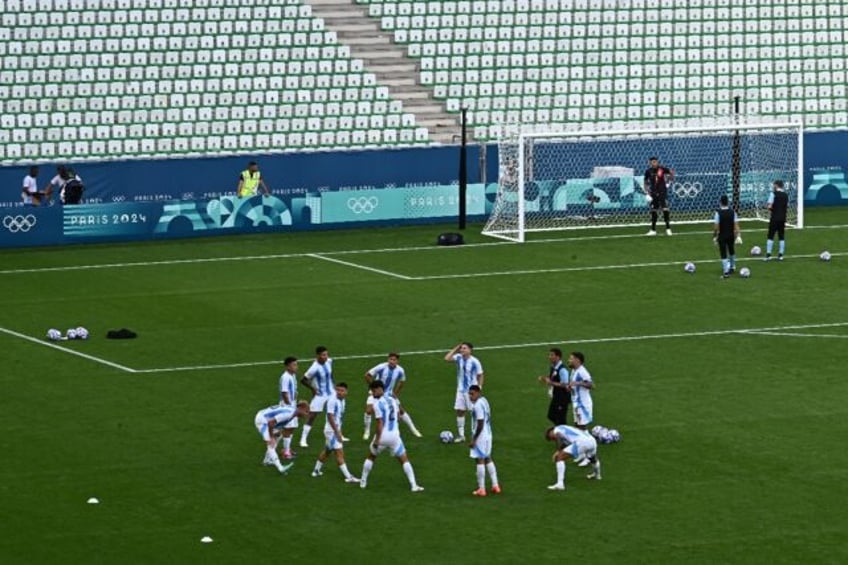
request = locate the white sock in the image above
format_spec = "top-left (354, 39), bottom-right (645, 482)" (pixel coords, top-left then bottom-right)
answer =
top-left (766, 240), bottom-right (774, 254)
top-left (402, 461), bottom-right (418, 488)
top-left (556, 460), bottom-right (566, 484)
top-left (779, 240), bottom-right (785, 254)
top-left (266, 446), bottom-right (283, 470)
top-left (486, 461), bottom-right (499, 487)
top-left (361, 458), bottom-right (373, 481)
top-left (283, 437), bottom-right (292, 452)
top-left (301, 424), bottom-right (312, 442)
top-left (339, 463), bottom-right (352, 479)
top-left (313, 460), bottom-right (323, 473)
top-left (476, 464), bottom-right (485, 489)
top-left (401, 412), bottom-right (417, 430)
top-left (456, 416), bottom-right (465, 438)
top-left (363, 413), bottom-right (371, 434)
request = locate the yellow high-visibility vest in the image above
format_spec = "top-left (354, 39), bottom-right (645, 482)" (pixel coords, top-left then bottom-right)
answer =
top-left (239, 169), bottom-right (260, 197)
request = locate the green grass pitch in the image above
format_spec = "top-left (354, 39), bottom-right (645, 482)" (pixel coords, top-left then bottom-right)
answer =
top-left (1, 210), bottom-right (847, 564)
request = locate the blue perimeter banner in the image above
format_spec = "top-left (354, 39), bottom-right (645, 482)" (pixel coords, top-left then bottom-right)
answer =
top-left (1, 132), bottom-right (847, 248)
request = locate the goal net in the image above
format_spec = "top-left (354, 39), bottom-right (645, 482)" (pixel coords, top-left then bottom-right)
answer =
top-left (483, 117), bottom-right (803, 242)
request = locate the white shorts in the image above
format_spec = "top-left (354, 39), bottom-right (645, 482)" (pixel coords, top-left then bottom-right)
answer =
top-left (323, 431), bottom-right (343, 451)
top-left (454, 391), bottom-right (471, 411)
top-left (469, 434), bottom-right (492, 459)
top-left (254, 414), bottom-right (273, 442)
top-left (573, 402), bottom-right (593, 426)
top-left (561, 434), bottom-right (597, 461)
top-left (309, 394), bottom-right (331, 413)
top-left (369, 432), bottom-right (405, 457)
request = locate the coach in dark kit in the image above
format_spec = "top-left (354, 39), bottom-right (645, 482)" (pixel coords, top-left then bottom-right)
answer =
top-left (539, 347), bottom-right (570, 425)
top-left (714, 194), bottom-right (741, 278)
top-left (765, 180), bottom-right (789, 261)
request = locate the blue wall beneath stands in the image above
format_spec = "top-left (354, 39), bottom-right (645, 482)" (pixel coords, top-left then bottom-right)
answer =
top-left (1, 131), bottom-right (846, 248)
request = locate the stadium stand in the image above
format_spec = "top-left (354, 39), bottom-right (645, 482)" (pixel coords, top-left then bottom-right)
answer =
top-left (360, 0), bottom-right (848, 140)
top-left (1, 0), bottom-right (847, 164)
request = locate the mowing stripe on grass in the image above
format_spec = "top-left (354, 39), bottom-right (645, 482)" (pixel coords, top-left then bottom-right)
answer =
top-left (131, 321), bottom-right (848, 373)
top-left (0, 326), bottom-right (137, 373)
top-left (307, 253), bottom-right (412, 280)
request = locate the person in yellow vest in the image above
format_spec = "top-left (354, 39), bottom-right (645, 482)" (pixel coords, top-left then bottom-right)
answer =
top-left (237, 161), bottom-right (271, 198)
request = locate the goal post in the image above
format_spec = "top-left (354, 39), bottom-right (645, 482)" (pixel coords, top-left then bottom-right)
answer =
top-left (483, 117), bottom-right (804, 242)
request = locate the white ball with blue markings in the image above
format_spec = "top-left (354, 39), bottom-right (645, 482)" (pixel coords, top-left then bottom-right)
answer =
top-left (66, 328), bottom-right (78, 340)
top-left (739, 267), bottom-right (751, 278)
top-left (684, 262), bottom-right (696, 274)
top-left (820, 251), bottom-right (831, 262)
top-left (590, 425), bottom-right (607, 438)
top-left (599, 430), bottom-right (615, 444)
top-left (47, 329), bottom-right (62, 341)
top-left (750, 245), bottom-right (762, 256)
top-left (439, 430), bottom-right (454, 444)
top-left (75, 327), bottom-right (89, 340)
top-left (608, 429), bottom-right (621, 443)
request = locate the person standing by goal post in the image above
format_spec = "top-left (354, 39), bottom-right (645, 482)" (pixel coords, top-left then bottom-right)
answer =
top-left (643, 156), bottom-right (675, 236)
top-left (714, 195), bottom-right (742, 278)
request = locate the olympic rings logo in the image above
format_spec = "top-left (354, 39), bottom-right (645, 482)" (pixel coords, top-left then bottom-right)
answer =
top-left (3, 214), bottom-right (37, 233)
top-left (347, 196), bottom-right (379, 214)
top-left (672, 182), bottom-right (703, 198)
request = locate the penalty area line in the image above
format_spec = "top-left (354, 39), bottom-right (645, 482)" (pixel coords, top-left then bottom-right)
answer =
top-left (132, 321), bottom-right (848, 374)
top-left (307, 253), bottom-right (413, 280)
top-left (0, 327), bottom-right (137, 373)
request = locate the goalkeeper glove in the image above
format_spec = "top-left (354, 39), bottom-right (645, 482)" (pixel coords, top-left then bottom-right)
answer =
top-left (735, 235), bottom-right (743, 245)
top-left (712, 236), bottom-right (718, 246)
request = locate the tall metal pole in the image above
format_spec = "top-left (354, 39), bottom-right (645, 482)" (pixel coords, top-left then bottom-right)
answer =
top-left (458, 107), bottom-right (468, 230)
top-left (731, 96), bottom-right (741, 213)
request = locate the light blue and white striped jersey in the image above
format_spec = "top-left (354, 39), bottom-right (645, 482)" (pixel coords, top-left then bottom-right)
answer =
top-left (323, 394), bottom-right (346, 434)
top-left (451, 353), bottom-right (483, 393)
top-left (259, 404), bottom-right (297, 430)
top-left (570, 365), bottom-right (593, 412)
top-left (368, 362), bottom-right (406, 395)
top-left (553, 425), bottom-right (592, 445)
top-left (470, 396), bottom-right (492, 438)
top-left (305, 358), bottom-right (335, 396)
top-left (279, 370), bottom-right (298, 405)
top-left (374, 395), bottom-right (400, 433)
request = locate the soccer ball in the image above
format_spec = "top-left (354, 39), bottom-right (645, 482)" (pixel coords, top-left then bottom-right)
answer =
top-left (750, 245), bottom-right (762, 256)
top-left (739, 267), bottom-right (751, 278)
top-left (439, 430), bottom-right (454, 444)
top-left (599, 430), bottom-right (615, 444)
top-left (66, 328), bottom-right (78, 340)
top-left (820, 251), bottom-right (832, 262)
top-left (47, 329), bottom-right (62, 341)
top-left (590, 425), bottom-right (606, 438)
top-left (607, 429), bottom-right (621, 443)
top-left (684, 262), bottom-right (696, 274)
top-left (76, 327), bottom-right (89, 340)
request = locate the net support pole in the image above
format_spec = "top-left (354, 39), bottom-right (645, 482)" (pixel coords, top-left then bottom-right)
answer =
top-left (458, 107), bottom-right (468, 230)
top-left (797, 120), bottom-right (805, 228)
top-left (731, 96), bottom-right (741, 213)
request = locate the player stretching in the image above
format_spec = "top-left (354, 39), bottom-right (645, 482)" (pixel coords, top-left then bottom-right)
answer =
top-left (278, 356), bottom-right (299, 459)
top-left (254, 401), bottom-right (310, 474)
top-left (299, 346), bottom-right (336, 448)
top-left (359, 380), bottom-right (424, 492)
top-left (444, 342), bottom-right (485, 443)
top-left (468, 385), bottom-right (501, 496)
top-left (764, 179), bottom-right (788, 261)
top-left (363, 353), bottom-right (422, 440)
top-left (643, 156), bottom-right (675, 236)
top-left (311, 383), bottom-right (360, 483)
top-left (545, 425), bottom-right (602, 491)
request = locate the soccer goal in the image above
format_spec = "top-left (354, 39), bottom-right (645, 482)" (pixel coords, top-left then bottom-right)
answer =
top-left (482, 117), bottom-right (804, 242)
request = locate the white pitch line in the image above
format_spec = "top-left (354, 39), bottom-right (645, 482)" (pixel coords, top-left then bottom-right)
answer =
top-left (745, 331), bottom-right (848, 339)
top-left (131, 321), bottom-right (848, 374)
top-left (0, 327), bottom-right (137, 373)
top-left (307, 253), bottom-right (413, 280)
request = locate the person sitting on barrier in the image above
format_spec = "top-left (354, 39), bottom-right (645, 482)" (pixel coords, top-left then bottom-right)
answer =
top-left (237, 161), bottom-right (271, 198)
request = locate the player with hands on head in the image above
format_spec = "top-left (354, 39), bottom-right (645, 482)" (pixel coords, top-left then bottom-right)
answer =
top-left (444, 341), bottom-right (485, 444)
